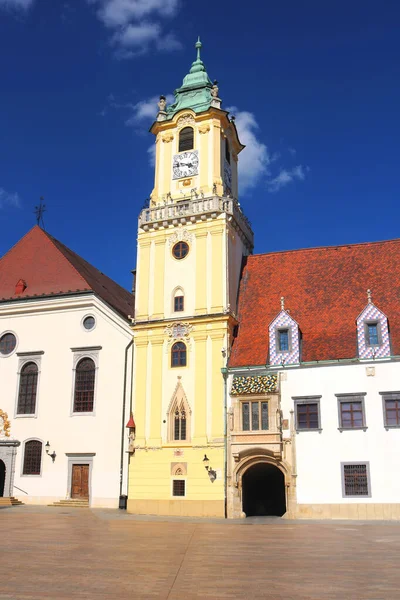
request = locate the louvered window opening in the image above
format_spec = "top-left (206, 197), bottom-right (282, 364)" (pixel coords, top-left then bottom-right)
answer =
top-left (178, 127), bottom-right (194, 152)
top-left (344, 464), bottom-right (369, 496)
top-left (384, 395), bottom-right (400, 426)
top-left (173, 479), bottom-right (185, 496)
top-left (174, 405), bottom-right (187, 440)
top-left (242, 401), bottom-right (269, 431)
top-left (171, 342), bottom-right (187, 367)
top-left (74, 358), bottom-right (95, 412)
top-left (17, 362), bottom-right (38, 414)
top-left (340, 400), bottom-right (363, 428)
top-left (225, 140), bottom-right (231, 164)
top-left (23, 440), bottom-right (42, 475)
top-left (174, 296), bottom-right (184, 312)
top-left (297, 403), bottom-right (319, 429)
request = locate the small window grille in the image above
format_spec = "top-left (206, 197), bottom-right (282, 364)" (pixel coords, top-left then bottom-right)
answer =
top-left (74, 357), bottom-right (96, 412)
top-left (278, 329), bottom-right (289, 352)
top-left (343, 464), bottom-right (369, 496)
top-left (173, 479), bottom-right (185, 496)
top-left (179, 127), bottom-right (194, 152)
top-left (23, 440), bottom-right (42, 475)
top-left (174, 296), bottom-right (184, 312)
top-left (17, 362), bottom-right (38, 415)
top-left (171, 342), bottom-right (187, 367)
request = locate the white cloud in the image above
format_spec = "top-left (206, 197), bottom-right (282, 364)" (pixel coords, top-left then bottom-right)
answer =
top-left (0, 187), bottom-right (20, 209)
top-left (88, 0), bottom-right (181, 57)
top-left (227, 106), bottom-right (308, 194)
top-left (124, 94), bottom-right (174, 126)
top-left (0, 0), bottom-right (34, 9)
top-left (268, 165), bottom-right (307, 193)
top-left (147, 144), bottom-right (156, 167)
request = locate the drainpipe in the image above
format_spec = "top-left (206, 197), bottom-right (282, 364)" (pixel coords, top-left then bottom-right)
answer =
top-left (221, 366), bottom-right (228, 519)
top-left (119, 338), bottom-right (134, 498)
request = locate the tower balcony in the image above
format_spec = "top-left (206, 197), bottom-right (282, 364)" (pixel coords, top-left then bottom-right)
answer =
top-left (138, 195), bottom-right (254, 250)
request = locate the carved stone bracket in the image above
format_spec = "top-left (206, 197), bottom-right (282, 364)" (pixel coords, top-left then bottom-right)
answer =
top-left (161, 133), bottom-right (174, 143)
top-left (177, 114), bottom-right (195, 127)
top-left (168, 228), bottom-right (193, 247)
top-left (198, 124), bottom-right (210, 134)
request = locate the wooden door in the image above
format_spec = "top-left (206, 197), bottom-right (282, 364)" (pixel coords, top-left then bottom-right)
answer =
top-left (71, 464), bottom-right (89, 499)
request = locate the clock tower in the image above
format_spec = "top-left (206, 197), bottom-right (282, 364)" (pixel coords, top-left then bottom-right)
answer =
top-left (128, 39), bottom-right (253, 518)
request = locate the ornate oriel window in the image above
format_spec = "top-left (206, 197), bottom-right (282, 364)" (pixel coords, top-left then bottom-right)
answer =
top-left (171, 342), bottom-right (187, 367)
top-left (73, 357), bottom-right (96, 412)
top-left (241, 400), bottom-right (269, 431)
top-left (23, 440), bottom-right (42, 475)
top-left (179, 127), bottom-right (194, 152)
top-left (17, 362), bottom-right (38, 415)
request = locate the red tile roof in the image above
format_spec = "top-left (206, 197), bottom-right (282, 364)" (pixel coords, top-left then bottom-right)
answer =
top-left (229, 239), bottom-right (400, 367)
top-left (0, 226), bottom-right (133, 319)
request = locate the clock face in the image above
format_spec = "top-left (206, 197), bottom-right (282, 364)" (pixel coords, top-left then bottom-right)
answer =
top-left (173, 151), bottom-right (199, 179)
top-left (224, 160), bottom-right (232, 189)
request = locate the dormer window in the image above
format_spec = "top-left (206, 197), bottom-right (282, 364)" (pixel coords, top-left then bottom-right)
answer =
top-left (278, 329), bottom-right (290, 352)
top-left (357, 290), bottom-right (390, 359)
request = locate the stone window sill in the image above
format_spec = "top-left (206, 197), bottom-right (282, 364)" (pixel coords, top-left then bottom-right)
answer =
top-left (338, 427), bottom-right (368, 432)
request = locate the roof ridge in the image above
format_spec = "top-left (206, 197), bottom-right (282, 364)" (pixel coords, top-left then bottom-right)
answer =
top-left (249, 237), bottom-right (400, 260)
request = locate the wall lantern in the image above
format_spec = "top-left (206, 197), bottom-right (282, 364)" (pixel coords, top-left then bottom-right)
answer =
top-left (45, 441), bottom-right (56, 463)
top-left (126, 413), bottom-right (136, 455)
top-left (203, 454), bottom-right (217, 483)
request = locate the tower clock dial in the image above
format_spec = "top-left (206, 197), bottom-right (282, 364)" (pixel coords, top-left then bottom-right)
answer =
top-left (173, 151), bottom-right (199, 179)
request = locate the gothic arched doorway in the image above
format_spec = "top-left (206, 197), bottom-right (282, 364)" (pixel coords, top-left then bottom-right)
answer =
top-left (0, 460), bottom-right (6, 497)
top-left (242, 462), bottom-right (286, 517)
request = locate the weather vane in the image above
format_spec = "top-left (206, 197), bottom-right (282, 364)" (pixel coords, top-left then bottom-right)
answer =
top-left (34, 196), bottom-right (46, 229)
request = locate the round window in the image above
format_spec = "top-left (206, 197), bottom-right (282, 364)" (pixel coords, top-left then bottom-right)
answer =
top-left (83, 316), bottom-right (96, 331)
top-left (0, 332), bottom-right (17, 356)
top-left (172, 241), bottom-right (189, 260)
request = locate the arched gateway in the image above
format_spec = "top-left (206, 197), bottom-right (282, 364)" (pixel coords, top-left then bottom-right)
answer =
top-left (0, 459), bottom-right (5, 497)
top-left (242, 462), bottom-right (286, 516)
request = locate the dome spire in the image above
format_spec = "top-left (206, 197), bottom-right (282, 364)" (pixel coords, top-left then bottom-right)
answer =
top-left (196, 36), bottom-right (202, 61)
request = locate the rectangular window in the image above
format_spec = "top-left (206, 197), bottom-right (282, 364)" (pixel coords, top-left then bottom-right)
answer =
top-left (278, 329), bottom-right (289, 352)
top-left (174, 296), bottom-right (184, 312)
top-left (242, 401), bottom-right (268, 431)
top-left (172, 479), bottom-right (185, 497)
top-left (381, 392), bottom-right (400, 427)
top-left (337, 395), bottom-right (366, 429)
top-left (295, 399), bottom-right (321, 430)
top-left (342, 463), bottom-right (370, 497)
top-left (367, 322), bottom-right (379, 346)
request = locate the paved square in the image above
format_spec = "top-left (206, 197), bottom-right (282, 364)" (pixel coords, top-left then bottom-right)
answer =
top-left (1, 506), bottom-right (399, 599)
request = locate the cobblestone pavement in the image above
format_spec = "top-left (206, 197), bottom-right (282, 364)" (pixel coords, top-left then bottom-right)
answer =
top-left (1, 506), bottom-right (400, 600)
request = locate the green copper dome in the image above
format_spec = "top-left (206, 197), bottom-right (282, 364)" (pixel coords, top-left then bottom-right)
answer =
top-left (166, 38), bottom-right (214, 119)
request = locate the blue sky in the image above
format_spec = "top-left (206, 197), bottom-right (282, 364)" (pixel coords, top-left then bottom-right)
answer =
top-left (1, 0), bottom-right (400, 290)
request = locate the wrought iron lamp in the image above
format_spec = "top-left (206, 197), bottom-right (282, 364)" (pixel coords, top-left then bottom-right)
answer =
top-left (45, 441), bottom-right (56, 463)
top-left (203, 454), bottom-right (217, 483)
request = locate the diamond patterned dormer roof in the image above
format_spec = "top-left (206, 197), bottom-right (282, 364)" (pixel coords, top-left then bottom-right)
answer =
top-left (269, 309), bottom-right (300, 366)
top-left (357, 294), bottom-right (391, 359)
top-left (166, 38), bottom-right (214, 119)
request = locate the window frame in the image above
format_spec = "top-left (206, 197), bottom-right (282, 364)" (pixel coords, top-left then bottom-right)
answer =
top-left (70, 347), bottom-right (101, 416)
top-left (240, 399), bottom-right (269, 432)
top-left (364, 320), bottom-right (382, 347)
top-left (380, 391), bottom-right (400, 429)
top-left (293, 396), bottom-right (322, 432)
top-left (341, 462), bottom-right (371, 498)
top-left (172, 241), bottom-right (189, 260)
top-left (81, 314), bottom-right (97, 332)
top-left (21, 438), bottom-right (43, 477)
top-left (336, 393), bottom-right (367, 431)
top-left (171, 341), bottom-right (187, 368)
top-left (172, 478), bottom-right (186, 497)
top-left (178, 126), bottom-right (194, 152)
top-left (174, 295), bottom-right (184, 312)
top-left (0, 330), bottom-right (18, 358)
top-left (14, 353), bottom-right (43, 419)
top-left (275, 327), bottom-right (292, 354)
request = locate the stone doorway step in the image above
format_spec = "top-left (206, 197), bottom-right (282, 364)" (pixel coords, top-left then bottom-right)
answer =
top-left (49, 499), bottom-right (89, 508)
top-left (0, 497), bottom-right (24, 506)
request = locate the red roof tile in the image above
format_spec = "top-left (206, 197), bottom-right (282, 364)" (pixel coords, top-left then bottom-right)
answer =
top-left (229, 239), bottom-right (400, 367)
top-left (0, 226), bottom-right (133, 319)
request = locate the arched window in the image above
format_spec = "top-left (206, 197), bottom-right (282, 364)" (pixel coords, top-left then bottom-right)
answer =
top-left (74, 357), bottom-right (96, 412)
top-left (173, 288), bottom-right (184, 312)
top-left (179, 127), bottom-right (194, 152)
top-left (171, 342), bottom-right (186, 367)
top-left (17, 362), bottom-right (38, 415)
top-left (174, 402), bottom-right (187, 440)
top-left (225, 139), bottom-right (231, 164)
top-left (23, 440), bottom-right (42, 475)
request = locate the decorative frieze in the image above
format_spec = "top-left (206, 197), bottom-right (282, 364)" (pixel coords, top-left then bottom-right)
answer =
top-left (168, 228), bottom-right (193, 247)
top-left (177, 114), bottom-right (195, 127)
top-left (231, 374), bottom-right (278, 395)
top-left (164, 322), bottom-right (193, 341)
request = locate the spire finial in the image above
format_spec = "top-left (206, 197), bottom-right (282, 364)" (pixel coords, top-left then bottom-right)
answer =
top-left (195, 36), bottom-right (202, 61)
top-left (367, 289), bottom-right (372, 304)
top-left (280, 296), bottom-right (285, 311)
